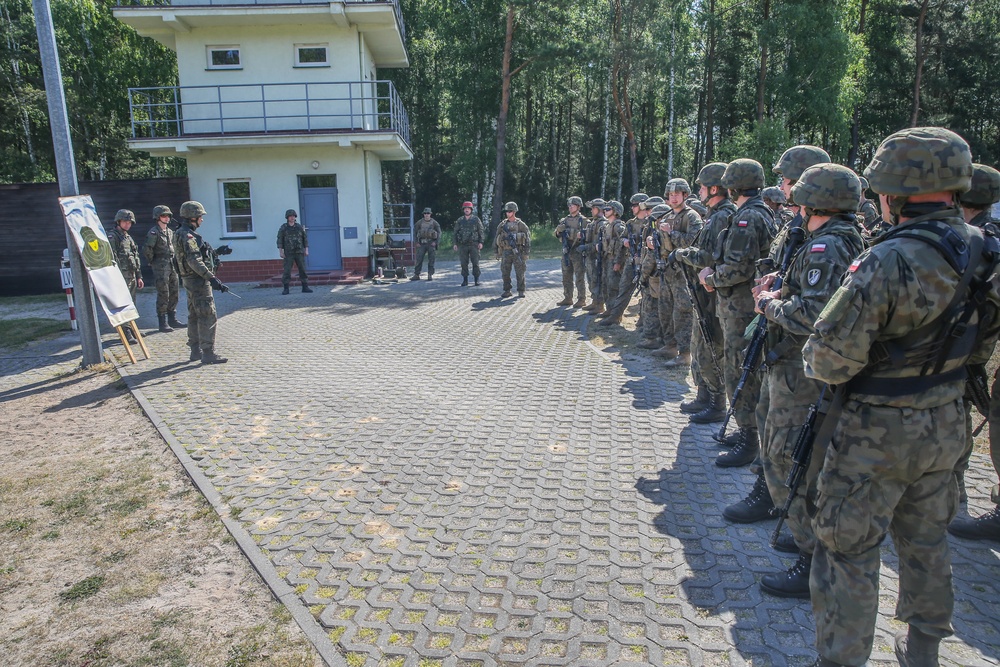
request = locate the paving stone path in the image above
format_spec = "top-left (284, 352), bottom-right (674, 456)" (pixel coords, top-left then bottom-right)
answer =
top-left (6, 258), bottom-right (1000, 667)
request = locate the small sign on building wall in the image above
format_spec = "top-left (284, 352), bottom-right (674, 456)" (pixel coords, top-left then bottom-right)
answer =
top-left (344, 227), bottom-right (358, 239)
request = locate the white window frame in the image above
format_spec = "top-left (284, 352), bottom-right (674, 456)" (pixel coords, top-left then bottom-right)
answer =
top-left (207, 45), bottom-right (242, 70)
top-left (294, 43), bottom-right (329, 68)
top-left (219, 179), bottom-right (254, 237)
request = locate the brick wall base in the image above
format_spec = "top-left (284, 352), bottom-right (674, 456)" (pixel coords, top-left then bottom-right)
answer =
top-left (215, 258), bottom-right (373, 283)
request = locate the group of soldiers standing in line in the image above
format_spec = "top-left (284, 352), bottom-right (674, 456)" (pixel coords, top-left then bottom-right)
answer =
top-left (414, 127), bottom-right (1000, 667)
top-left (107, 200), bottom-right (232, 364)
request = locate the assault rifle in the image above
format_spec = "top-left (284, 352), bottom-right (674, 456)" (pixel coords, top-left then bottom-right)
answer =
top-left (561, 228), bottom-right (571, 267)
top-left (715, 223), bottom-right (806, 443)
top-left (769, 386), bottom-right (833, 548)
top-left (595, 226), bottom-right (604, 293)
top-left (507, 230), bottom-right (520, 258)
top-left (968, 363), bottom-right (991, 436)
top-left (679, 261), bottom-right (723, 381)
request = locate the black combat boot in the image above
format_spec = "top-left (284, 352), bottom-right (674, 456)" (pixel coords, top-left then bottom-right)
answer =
top-left (680, 386), bottom-right (710, 414)
top-left (773, 532), bottom-right (799, 554)
top-left (474, 276), bottom-right (480, 286)
top-left (302, 283), bottom-right (313, 293)
top-left (760, 552), bottom-right (812, 599)
top-left (895, 625), bottom-right (941, 667)
top-left (427, 273), bottom-right (434, 281)
top-left (461, 277), bottom-right (469, 286)
top-left (158, 314), bottom-right (173, 333)
top-left (124, 327), bottom-right (138, 343)
top-left (410, 274), bottom-right (421, 281)
top-left (809, 658), bottom-right (853, 667)
top-left (689, 393), bottom-right (726, 423)
top-left (189, 345), bottom-right (201, 362)
top-left (282, 285), bottom-right (290, 295)
top-left (167, 311), bottom-right (186, 328)
top-left (722, 473), bottom-right (775, 523)
top-left (947, 506), bottom-right (1000, 542)
top-left (501, 290), bottom-right (512, 298)
top-left (717, 429), bottom-right (759, 467)
top-left (716, 429), bottom-right (742, 448)
top-left (201, 348), bottom-right (228, 364)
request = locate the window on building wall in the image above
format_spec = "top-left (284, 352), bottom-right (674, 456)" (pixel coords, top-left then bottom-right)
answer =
top-left (207, 46), bottom-right (241, 70)
top-left (220, 180), bottom-right (253, 235)
top-left (294, 44), bottom-right (329, 67)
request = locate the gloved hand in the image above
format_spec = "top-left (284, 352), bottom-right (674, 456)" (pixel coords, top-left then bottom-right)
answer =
top-left (656, 259), bottom-right (667, 271)
top-left (209, 276), bottom-right (229, 292)
top-left (216, 244), bottom-right (233, 256)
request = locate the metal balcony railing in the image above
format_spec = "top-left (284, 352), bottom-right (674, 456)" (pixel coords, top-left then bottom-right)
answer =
top-left (115, 0), bottom-right (406, 44)
top-left (128, 80), bottom-right (410, 147)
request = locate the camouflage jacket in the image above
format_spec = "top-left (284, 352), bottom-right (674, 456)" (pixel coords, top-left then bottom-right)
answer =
top-left (453, 215), bottom-right (484, 246)
top-left (173, 224), bottom-right (216, 281)
top-left (761, 215), bottom-right (865, 364)
top-left (703, 196), bottom-right (773, 296)
top-left (615, 216), bottom-right (648, 267)
top-left (555, 213), bottom-right (586, 247)
top-left (277, 222), bottom-right (308, 253)
top-left (675, 198), bottom-right (736, 269)
top-left (143, 224), bottom-right (174, 267)
top-left (582, 215), bottom-right (607, 254)
top-left (803, 210), bottom-right (1000, 408)
top-left (495, 218), bottom-right (530, 254)
top-left (656, 206), bottom-right (702, 255)
top-left (603, 218), bottom-right (626, 260)
top-left (109, 227), bottom-right (141, 279)
top-left (685, 195), bottom-right (708, 219)
top-left (415, 218), bottom-right (442, 244)
top-left (859, 198), bottom-right (881, 233)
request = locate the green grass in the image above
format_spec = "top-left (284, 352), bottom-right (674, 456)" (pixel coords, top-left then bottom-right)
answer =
top-left (0, 318), bottom-right (70, 349)
top-left (60, 575), bottom-right (106, 601)
top-left (0, 293), bottom-right (65, 306)
top-left (436, 225), bottom-right (563, 261)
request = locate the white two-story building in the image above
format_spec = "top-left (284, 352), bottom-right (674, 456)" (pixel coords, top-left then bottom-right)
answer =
top-left (114, 0), bottom-right (412, 282)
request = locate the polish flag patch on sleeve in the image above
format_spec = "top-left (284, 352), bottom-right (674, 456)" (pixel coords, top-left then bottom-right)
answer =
top-left (810, 243), bottom-right (826, 253)
top-left (737, 220), bottom-right (748, 227)
top-left (848, 258), bottom-right (863, 272)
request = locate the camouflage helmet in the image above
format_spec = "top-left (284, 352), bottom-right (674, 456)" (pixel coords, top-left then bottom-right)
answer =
top-left (567, 196), bottom-right (584, 207)
top-left (695, 162), bottom-right (728, 188)
top-left (285, 209), bottom-right (298, 218)
top-left (422, 207), bottom-right (433, 214)
top-left (504, 201), bottom-right (519, 212)
top-left (773, 145), bottom-right (831, 181)
top-left (629, 193), bottom-right (649, 206)
top-left (790, 163), bottom-right (863, 213)
top-left (640, 196), bottom-right (665, 211)
top-left (761, 186), bottom-right (786, 204)
top-left (586, 198), bottom-right (607, 209)
top-left (179, 201), bottom-right (207, 219)
top-left (664, 178), bottom-right (692, 196)
top-left (153, 205), bottom-right (172, 218)
top-left (605, 200), bottom-right (624, 216)
top-left (114, 209), bottom-right (135, 224)
top-left (958, 163), bottom-right (1000, 207)
top-left (649, 203), bottom-right (671, 220)
top-left (859, 176), bottom-right (870, 192)
top-left (721, 159), bottom-right (765, 190)
top-left (864, 126), bottom-right (972, 196)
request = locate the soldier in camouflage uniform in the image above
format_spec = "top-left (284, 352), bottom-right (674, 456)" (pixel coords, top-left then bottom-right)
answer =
top-left (494, 202), bottom-right (530, 297)
top-left (750, 164), bottom-right (866, 599)
top-left (452, 201), bottom-right (484, 286)
top-left (599, 201), bottom-right (625, 311)
top-left (277, 209), bottom-right (311, 294)
top-left (685, 193), bottom-right (708, 219)
top-left (948, 162), bottom-right (1000, 542)
top-left (555, 196), bottom-right (588, 307)
top-left (674, 164), bottom-right (731, 422)
top-left (143, 205), bottom-right (185, 333)
top-left (653, 179), bottom-right (702, 367)
top-left (599, 193), bottom-right (650, 326)
top-left (723, 145), bottom-right (833, 525)
top-left (411, 207), bottom-right (442, 281)
top-left (803, 128), bottom-right (1000, 667)
top-left (857, 176), bottom-right (882, 235)
top-left (762, 186), bottom-right (794, 227)
top-left (109, 209), bottom-right (144, 342)
top-left (636, 196), bottom-right (665, 346)
top-left (173, 201), bottom-right (230, 365)
top-left (695, 160), bottom-right (774, 467)
top-left (581, 198), bottom-right (607, 313)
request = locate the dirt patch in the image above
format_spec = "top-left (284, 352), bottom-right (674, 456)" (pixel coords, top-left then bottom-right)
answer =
top-left (0, 362), bottom-right (321, 667)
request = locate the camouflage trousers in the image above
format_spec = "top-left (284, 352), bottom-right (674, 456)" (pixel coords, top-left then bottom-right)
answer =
top-left (810, 398), bottom-right (964, 666)
top-left (122, 272), bottom-right (138, 303)
top-left (601, 256), bottom-right (620, 306)
top-left (604, 261), bottom-right (636, 320)
top-left (657, 268), bottom-right (693, 354)
top-left (182, 276), bottom-right (218, 351)
top-left (457, 245), bottom-right (481, 279)
top-left (584, 252), bottom-right (602, 303)
top-left (690, 299), bottom-right (724, 396)
top-left (721, 313), bottom-right (760, 431)
top-left (413, 243), bottom-right (437, 277)
top-left (761, 363), bottom-right (825, 555)
top-left (640, 293), bottom-right (661, 341)
top-left (282, 253), bottom-right (308, 287)
top-left (560, 249), bottom-right (586, 301)
top-left (986, 374), bottom-right (1000, 504)
top-left (151, 262), bottom-right (179, 315)
top-left (500, 251), bottom-right (526, 292)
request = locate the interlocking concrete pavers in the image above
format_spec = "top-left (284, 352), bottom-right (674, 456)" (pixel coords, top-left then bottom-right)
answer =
top-left (22, 256), bottom-right (993, 667)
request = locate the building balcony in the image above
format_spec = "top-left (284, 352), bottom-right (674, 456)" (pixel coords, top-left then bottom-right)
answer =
top-left (127, 80), bottom-right (412, 160)
top-left (114, 0), bottom-right (407, 67)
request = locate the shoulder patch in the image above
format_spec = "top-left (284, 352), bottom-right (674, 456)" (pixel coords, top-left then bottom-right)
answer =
top-left (810, 243), bottom-right (827, 253)
top-left (807, 268), bottom-right (822, 286)
top-left (737, 220), bottom-right (749, 227)
top-left (848, 258), bottom-right (862, 272)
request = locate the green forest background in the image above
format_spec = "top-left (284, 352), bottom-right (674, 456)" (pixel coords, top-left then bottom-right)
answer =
top-left (3, 0), bottom-right (999, 229)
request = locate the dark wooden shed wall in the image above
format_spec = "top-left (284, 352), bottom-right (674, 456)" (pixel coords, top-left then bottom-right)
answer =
top-left (0, 178), bottom-right (189, 296)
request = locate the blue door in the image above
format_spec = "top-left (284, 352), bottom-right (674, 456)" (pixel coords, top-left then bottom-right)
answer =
top-left (300, 187), bottom-right (341, 270)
